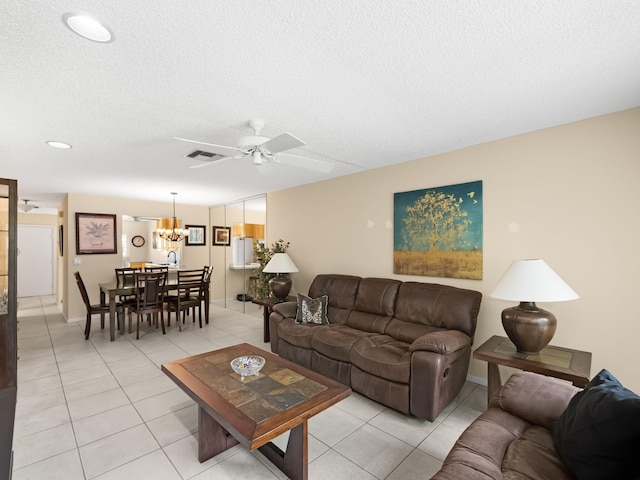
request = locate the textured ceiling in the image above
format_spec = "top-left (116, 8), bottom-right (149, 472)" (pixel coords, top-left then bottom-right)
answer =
top-left (1, 1), bottom-right (639, 213)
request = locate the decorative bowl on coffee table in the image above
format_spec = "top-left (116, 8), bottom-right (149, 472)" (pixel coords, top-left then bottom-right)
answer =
top-left (231, 355), bottom-right (265, 380)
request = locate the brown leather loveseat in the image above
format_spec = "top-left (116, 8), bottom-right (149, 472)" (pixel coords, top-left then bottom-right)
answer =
top-left (433, 369), bottom-right (640, 480)
top-left (431, 371), bottom-right (579, 479)
top-left (269, 274), bottom-right (482, 421)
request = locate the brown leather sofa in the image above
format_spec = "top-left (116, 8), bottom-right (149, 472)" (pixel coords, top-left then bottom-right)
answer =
top-left (268, 274), bottom-right (482, 421)
top-left (431, 371), bottom-right (579, 480)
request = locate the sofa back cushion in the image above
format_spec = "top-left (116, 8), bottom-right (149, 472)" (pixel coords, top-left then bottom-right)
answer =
top-left (391, 282), bottom-right (482, 339)
top-left (354, 278), bottom-right (401, 316)
top-left (308, 274), bottom-right (361, 325)
top-left (343, 278), bottom-right (400, 334)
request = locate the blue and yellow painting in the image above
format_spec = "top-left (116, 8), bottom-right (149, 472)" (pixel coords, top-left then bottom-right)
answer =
top-left (394, 180), bottom-right (483, 280)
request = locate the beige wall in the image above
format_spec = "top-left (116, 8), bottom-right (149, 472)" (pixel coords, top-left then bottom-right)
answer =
top-left (17, 212), bottom-right (58, 226)
top-left (62, 193), bottom-right (210, 321)
top-left (266, 108), bottom-right (640, 391)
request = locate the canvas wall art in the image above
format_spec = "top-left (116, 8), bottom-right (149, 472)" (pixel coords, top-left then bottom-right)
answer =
top-left (394, 180), bottom-right (483, 280)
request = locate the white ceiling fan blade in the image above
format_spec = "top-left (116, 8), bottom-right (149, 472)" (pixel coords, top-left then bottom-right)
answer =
top-left (261, 132), bottom-right (305, 154)
top-left (188, 156), bottom-right (232, 169)
top-left (276, 153), bottom-right (335, 173)
top-left (188, 153), bottom-right (250, 169)
top-left (174, 137), bottom-right (243, 157)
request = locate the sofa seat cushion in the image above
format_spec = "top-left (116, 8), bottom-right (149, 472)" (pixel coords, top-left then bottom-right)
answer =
top-left (350, 335), bottom-right (412, 384)
top-left (503, 424), bottom-right (575, 480)
top-left (311, 324), bottom-right (375, 362)
top-left (437, 407), bottom-right (574, 480)
top-left (277, 318), bottom-right (322, 349)
top-left (385, 318), bottom-right (439, 344)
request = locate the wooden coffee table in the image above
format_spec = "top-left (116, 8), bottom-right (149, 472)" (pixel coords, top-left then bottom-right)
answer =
top-left (161, 343), bottom-right (351, 480)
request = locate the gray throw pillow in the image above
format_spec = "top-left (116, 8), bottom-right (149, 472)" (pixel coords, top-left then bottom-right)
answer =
top-left (295, 293), bottom-right (329, 325)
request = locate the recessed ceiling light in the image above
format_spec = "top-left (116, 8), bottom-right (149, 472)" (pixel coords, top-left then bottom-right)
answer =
top-left (62, 12), bottom-right (114, 43)
top-left (47, 141), bottom-right (72, 149)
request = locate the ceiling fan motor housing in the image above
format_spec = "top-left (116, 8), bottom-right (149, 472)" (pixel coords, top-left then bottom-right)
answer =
top-left (238, 135), bottom-right (269, 149)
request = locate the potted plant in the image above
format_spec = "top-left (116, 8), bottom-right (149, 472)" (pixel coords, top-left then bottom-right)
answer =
top-left (252, 239), bottom-right (290, 299)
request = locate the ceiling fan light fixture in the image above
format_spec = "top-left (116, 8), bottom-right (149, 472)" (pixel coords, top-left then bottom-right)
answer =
top-left (20, 200), bottom-right (39, 212)
top-left (252, 150), bottom-right (263, 165)
top-left (62, 12), bottom-right (114, 43)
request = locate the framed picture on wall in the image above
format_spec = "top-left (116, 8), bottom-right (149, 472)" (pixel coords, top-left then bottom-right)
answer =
top-left (213, 226), bottom-right (231, 246)
top-left (75, 212), bottom-right (117, 254)
top-left (58, 225), bottom-right (64, 256)
top-left (185, 225), bottom-right (206, 246)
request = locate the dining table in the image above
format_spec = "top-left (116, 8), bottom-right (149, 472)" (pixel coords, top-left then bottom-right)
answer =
top-left (99, 280), bottom-right (180, 341)
top-left (99, 283), bottom-right (137, 341)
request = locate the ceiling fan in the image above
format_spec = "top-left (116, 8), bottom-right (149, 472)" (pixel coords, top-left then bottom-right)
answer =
top-left (175, 119), bottom-right (334, 173)
top-left (19, 199), bottom-right (39, 213)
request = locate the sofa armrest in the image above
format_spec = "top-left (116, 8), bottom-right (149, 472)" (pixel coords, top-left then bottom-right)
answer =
top-left (271, 301), bottom-right (297, 319)
top-left (268, 301), bottom-right (297, 354)
top-left (409, 330), bottom-right (470, 355)
top-left (492, 371), bottom-right (579, 430)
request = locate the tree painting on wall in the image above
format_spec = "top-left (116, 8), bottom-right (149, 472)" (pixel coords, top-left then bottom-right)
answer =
top-left (394, 180), bottom-right (483, 280)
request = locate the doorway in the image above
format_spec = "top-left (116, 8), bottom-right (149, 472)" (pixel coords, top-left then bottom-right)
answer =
top-left (17, 225), bottom-right (55, 297)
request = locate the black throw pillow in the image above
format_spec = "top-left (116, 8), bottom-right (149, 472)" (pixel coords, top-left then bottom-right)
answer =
top-left (553, 369), bottom-right (640, 480)
top-left (295, 293), bottom-right (329, 325)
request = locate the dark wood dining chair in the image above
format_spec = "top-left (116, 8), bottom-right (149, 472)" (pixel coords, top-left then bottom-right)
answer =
top-left (201, 266), bottom-right (212, 324)
top-left (115, 267), bottom-right (139, 313)
top-left (128, 271), bottom-right (167, 339)
top-left (75, 272), bottom-right (123, 340)
top-left (145, 266), bottom-right (169, 273)
top-left (167, 269), bottom-right (205, 329)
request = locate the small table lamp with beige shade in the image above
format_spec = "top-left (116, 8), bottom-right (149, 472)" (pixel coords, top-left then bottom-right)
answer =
top-left (263, 253), bottom-right (299, 302)
top-left (489, 259), bottom-right (579, 354)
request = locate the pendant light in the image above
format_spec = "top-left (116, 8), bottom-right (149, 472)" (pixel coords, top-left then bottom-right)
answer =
top-left (156, 193), bottom-right (190, 242)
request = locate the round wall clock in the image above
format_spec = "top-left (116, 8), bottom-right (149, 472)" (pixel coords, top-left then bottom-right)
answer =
top-left (131, 235), bottom-right (145, 247)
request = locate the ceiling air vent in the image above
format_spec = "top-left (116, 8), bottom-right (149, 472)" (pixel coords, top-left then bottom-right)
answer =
top-left (185, 150), bottom-right (225, 161)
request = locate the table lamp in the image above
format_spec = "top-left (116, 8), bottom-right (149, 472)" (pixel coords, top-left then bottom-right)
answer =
top-left (263, 253), bottom-right (299, 302)
top-left (489, 259), bottom-right (579, 354)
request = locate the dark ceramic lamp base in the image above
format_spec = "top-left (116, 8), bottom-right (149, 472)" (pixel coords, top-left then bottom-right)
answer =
top-left (501, 301), bottom-right (557, 354)
top-left (269, 274), bottom-right (292, 303)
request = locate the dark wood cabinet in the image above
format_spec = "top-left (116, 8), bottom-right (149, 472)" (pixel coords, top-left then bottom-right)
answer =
top-left (0, 178), bottom-right (17, 479)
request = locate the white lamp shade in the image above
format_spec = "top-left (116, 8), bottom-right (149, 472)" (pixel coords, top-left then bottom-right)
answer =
top-left (263, 253), bottom-right (299, 274)
top-left (489, 259), bottom-right (579, 302)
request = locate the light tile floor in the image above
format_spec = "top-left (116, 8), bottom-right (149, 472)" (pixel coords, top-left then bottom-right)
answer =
top-left (12, 295), bottom-right (487, 479)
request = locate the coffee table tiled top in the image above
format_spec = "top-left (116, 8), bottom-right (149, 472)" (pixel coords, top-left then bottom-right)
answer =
top-left (181, 348), bottom-right (329, 423)
top-left (162, 343), bottom-right (350, 450)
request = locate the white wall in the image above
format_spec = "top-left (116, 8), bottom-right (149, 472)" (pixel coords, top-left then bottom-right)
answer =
top-left (266, 108), bottom-right (640, 391)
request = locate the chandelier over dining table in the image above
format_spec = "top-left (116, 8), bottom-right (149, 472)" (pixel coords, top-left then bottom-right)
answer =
top-left (156, 192), bottom-right (189, 242)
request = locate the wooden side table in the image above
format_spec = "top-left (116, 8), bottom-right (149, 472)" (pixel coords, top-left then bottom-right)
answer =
top-left (252, 296), bottom-right (296, 343)
top-left (473, 335), bottom-right (592, 402)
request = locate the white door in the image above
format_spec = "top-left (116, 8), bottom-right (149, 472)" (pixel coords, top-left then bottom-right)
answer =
top-left (17, 225), bottom-right (55, 297)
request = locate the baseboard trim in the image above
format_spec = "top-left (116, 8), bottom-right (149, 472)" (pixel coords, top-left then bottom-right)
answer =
top-left (466, 374), bottom-right (487, 386)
